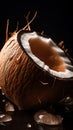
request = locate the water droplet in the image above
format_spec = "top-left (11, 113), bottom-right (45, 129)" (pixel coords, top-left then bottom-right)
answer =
top-left (27, 123), bottom-right (32, 128)
top-left (2, 99), bottom-right (6, 103)
top-left (5, 102), bottom-right (15, 112)
top-left (2, 92), bottom-right (5, 95)
top-left (59, 96), bottom-right (73, 105)
top-left (0, 113), bottom-right (12, 122)
top-left (34, 110), bottom-right (63, 126)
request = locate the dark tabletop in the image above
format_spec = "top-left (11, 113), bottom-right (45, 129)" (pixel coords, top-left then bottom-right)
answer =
top-left (0, 87), bottom-right (73, 130)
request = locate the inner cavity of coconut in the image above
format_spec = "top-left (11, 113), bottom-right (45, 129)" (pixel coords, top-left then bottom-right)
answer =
top-left (19, 31), bottom-right (73, 78)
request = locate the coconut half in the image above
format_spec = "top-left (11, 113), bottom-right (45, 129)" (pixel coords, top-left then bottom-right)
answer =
top-left (18, 30), bottom-right (73, 79)
top-left (0, 30), bottom-right (73, 110)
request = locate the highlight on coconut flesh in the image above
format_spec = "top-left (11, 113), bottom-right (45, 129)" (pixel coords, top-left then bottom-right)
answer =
top-left (0, 12), bottom-right (73, 110)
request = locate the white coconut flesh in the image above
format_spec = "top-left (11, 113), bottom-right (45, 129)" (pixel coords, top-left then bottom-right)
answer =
top-left (19, 31), bottom-right (73, 78)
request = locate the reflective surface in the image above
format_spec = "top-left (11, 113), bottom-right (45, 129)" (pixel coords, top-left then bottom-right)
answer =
top-left (0, 87), bottom-right (73, 130)
top-left (0, 110), bottom-right (73, 130)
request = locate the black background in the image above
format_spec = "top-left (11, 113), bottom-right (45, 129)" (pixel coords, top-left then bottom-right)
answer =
top-left (0, 0), bottom-right (73, 56)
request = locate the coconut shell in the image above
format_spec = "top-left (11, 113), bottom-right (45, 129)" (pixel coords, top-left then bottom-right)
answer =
top-left (0, 30), bottom-right (73, 110)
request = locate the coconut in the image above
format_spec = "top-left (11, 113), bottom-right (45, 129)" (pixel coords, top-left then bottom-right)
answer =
top-left (0, 29), bottom-right (73, 110)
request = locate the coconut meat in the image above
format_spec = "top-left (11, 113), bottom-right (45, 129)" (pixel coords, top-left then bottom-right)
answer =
top-left (19, 31), bottom-right (73, 78)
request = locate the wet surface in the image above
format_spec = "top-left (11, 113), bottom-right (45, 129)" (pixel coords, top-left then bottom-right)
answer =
top-left (0, 86), bottom-right (73, 130)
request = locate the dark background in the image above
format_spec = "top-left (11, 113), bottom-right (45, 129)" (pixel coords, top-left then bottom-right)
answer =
top-left (0, 0), bottom-right (73, 56)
